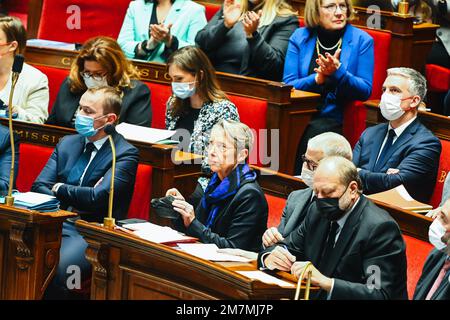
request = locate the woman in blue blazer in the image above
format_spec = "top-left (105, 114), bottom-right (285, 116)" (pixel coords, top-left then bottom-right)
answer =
top-left (283, 0), bottom-right (374, 174)
top-left (118, 0), bottom-right (207, 63)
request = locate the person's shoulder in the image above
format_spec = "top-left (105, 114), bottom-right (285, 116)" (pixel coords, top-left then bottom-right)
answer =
top-left (273, 14), bottom-right (299, 24)
top-left (288, 188), bottom-right (312, 201)
top-left (362, 197), bottom-right (401, 228)
top-left (128, 0), bottom-right (147, 10)
top-left (291, 26), bottom-right (311, 39)
top-left (414, 120), bottom-right (441, 142)
top-left (22, 63), bottom-right (48, 81)
top-left (183, 0), bottom-right (206, 12)
top-left (114, 132), bottom-right (139, 155)
top-left (360, 121), bottom-right (385, 137)
top-left (347, 24), bottom-right (374, 43)
top-left (129, 79), bottom-right (150, 92)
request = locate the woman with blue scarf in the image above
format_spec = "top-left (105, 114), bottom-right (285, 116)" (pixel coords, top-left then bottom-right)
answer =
top-left (166, 119), bottom-right (268, 252)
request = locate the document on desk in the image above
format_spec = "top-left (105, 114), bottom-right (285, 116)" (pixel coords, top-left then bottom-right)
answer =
top-left (26, 39), bottom-right (77, 50)
top-left (122, 222), bottom-right (196, 244)
top-left (177, 243), bottom-right (254, 262)
top-left (236, 271), bottom-right (296, 288)
top-left (116, 123), bottom-right (176, 144)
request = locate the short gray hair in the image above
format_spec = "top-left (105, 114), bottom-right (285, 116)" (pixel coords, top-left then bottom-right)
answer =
top-left (387, 67), bottom-right (427, 101)
top-left (211, 119), bottom-right (254, 154)
top-left (307, 132), bottom-right (353, 161)
top-left (317, 156), bottom-right (363, 192)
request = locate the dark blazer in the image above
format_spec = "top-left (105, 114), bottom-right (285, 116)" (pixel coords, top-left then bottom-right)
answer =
top-left (0, 124), bottom-right (19, 195)
top-left (283, 24), bottom-right (374, 123)
top-left (31, 132), bottom-right (139, 222)
top-left (46, 78), bottom-right (152, 128)
top-left (195, 7), bottom-right (298, 81)
top-left (277, 188), bottom-right (313, 237)
top-left (259, 196), bottom-right (408, 300)
top-left (353, 119), bottom-right (442, 203)
top-left (185, 180), bottom-right (268, 252)
top-left (413, 249), bottom-right (450, 300)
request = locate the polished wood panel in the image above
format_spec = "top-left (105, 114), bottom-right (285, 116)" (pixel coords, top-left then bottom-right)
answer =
top-left (75, 220), bottom-right (312, 300)
top-left (0, 204), bottom-right (76, 299)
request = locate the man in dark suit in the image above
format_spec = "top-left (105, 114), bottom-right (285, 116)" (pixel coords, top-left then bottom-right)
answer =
top-left (262, 132), bottom-right (353, 248)
top-left (259, 156), bottom-right (408, 299)
top-left (32, 87), bottom-right (139, 299)
top-left (353, 67), bottom-right (441, 203)
top-left (414, 199), bottom-right (450, 300)
top-left (0, 124), bottom-right (19, 195)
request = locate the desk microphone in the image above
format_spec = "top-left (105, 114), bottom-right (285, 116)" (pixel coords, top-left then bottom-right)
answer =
top-left (5, 54), bottom-right (24, 206)
top-left (103, 124), bottom-right (117, 228)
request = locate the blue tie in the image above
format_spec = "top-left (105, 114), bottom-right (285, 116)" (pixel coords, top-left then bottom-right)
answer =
top-left (66, 142), bottom-right (96, 186)
top-left (374, 129), bottom-right (396, 172)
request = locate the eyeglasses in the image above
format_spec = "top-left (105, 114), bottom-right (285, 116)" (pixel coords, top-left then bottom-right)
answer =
top-left (208, 142), bottom-right (233, 153)
top-left (321, 3), bottom-right (348, 13)
top-left (0, 42), bottom-right (11, 47)
top-left (301, 154), bottom-right (319, 171)
top-left (80, 71), bottom-right (107, 81)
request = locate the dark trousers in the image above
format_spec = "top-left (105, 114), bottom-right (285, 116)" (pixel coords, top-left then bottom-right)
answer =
top-left (294, 116), bottom-right (343, 175)
top-left (43, 221), bottom-right (91, 300)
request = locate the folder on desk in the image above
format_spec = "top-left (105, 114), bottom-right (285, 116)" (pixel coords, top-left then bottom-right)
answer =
top-left (366, 185), bottom-right (432, 213)
top-left (1, 192), bottom-right (60, 212)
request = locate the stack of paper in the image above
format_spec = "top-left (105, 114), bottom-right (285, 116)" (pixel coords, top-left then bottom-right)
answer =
top-left (177, 243), bottom-right (255, 262)
top-left (366, 185), bottom-right (432, 213)
top-left (122, 222), bottom-right (196, 244)
top-left (116, 123), bottom-right (177, 144)
top-left (11, 192), bottom-right (60, 212)
top-left (27, 39), bottom-right (77, 51)
top-left (236, 271), bottom-right (296, 288)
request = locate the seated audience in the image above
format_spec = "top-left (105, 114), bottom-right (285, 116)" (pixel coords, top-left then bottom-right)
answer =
top-left (195, 0), bottom-right (298, 81)
top-left (46, 36), bottom-right (152, 128)
top-left (118, 0), bottom-right (207, 63)
top-left (0, 123), bottom-right (18, 195)
top-left (166, 119), bottom-right (268, 252)
top-left (262, 132), bottom-right (352, 248)
top-left (282, 0), bottom-right (374, 174)
top-left (0, 16), bottom-right (49, 123)
top-left (424, 0), bottom-right (450, 69)
top-left (32, 87), bottom-right (139, 299)
top-left (414, 198), bottom-right (450, 300)
top-left (259, 156), bottom-right (408, 299)
top-left (353, 67), bottom-right (441, 203)
top-left (166, 46), bottom-right (239, 194)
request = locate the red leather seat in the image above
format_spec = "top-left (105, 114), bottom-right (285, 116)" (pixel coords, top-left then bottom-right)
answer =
top-left (144, 81), bottom-right (172, 129)
top-left (425, 64), bottom-right (450, 93)
top-left (265, 193), bottom-right (286, 228)
top-left (4, 0), bottom-right (29, 27)
top-left (16, 143), bottom-right (53, 192)
top-left (343, 28), bottom-right (391, 147)
top-left (430, 139), bottom-right (450, 208)
top-left (202, 3), bottom-right (221, 21)
top-left (127, 164), bottom-right (153, 220)
top-left (37, 0), bottom-right (130, 43)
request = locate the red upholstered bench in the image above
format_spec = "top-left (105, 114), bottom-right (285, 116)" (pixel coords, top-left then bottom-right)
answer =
top-left (202, 3), bottom-right (221, 21)
top-left (37, 0), bottom-right (130, 43)
top-left (16, 143), bottom-right (53, 192)
top-left (265, 193), bottom-right (286, 228)
top-left (425, 64), bottom-right (450, 93)
top-left (343, 28), bottom-right (391, 147)
top-left (127, 164), bottom-right (153, 220)
top-left (430, 139), bottom-right (450, 208)
top-left (31, 65), bottom-right (70, 113)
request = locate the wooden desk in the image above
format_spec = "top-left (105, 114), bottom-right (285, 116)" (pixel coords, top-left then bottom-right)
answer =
top-left (24, 45), bottom-right (320, 175)
top-left (75, 220), bottom-right (308, 300)
top-left (0, 204), bottom-right (76, 299)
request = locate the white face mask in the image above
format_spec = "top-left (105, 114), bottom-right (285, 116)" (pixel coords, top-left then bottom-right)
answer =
top-left (300, 166), bottom-right (314, 188)
top-left (379, 93), bottom-right (406, 121)
top-left (83, 74), bottom-right (108, 89)
top-left (428, 218), bottom-right (448, 251)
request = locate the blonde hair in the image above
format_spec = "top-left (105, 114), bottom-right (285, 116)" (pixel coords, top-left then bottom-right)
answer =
top-left (69, 36), bottom-right (139, 94)
top-left (240, 0), bottom-right (297, 27)
top-left (304, 0), bottom-right (354, 28)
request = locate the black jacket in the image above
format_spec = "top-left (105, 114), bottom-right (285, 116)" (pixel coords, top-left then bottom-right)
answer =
top-left (31, 132), bottom-right (139, 222)
top-left (185, 180), bottom-right (268, 252)
top-left (46, 78), bottom-right (152, 128)
top-left (0, 124), bottom-right (19, 195)
top-left (195, 7), bottom-right (298, 81)
top-left (413, 249), bottom-right (450, 300)
top-left (277, 188), bottom-right (313, 238)
top-left (259, 196), bottom-right (408, 300)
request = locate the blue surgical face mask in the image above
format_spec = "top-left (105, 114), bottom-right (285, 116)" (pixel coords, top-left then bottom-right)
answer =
top-left (75, 114), bottom-right (107, 137)
top-left (171, 80), bottom-right (196, 99)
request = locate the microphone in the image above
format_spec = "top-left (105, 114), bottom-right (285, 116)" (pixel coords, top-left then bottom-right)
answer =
top-left (103, 123), bottom-right (117, 228)
top-left (5, 54), bottom-right (25, 206)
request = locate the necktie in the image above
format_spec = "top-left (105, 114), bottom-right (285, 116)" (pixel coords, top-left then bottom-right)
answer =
top-left (66, 142), bottom-right (96, 186)
top-left (374, 129), bottom-right (396, 172)
top-left (425, 259), bottom-right (450, 300)
top-left (319, 221), bottom-right (339, 270)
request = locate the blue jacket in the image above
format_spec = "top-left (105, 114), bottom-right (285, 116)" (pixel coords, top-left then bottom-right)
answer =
top-left (118, 0), bottom-right (207, 63)
top-left (353, 119), bottom-right (442, 203)
top-left (0, 124), bottom-right (19, 195)
top-left (283, 24), bottom-right (374, 123)
top-left (32, 133), bottom-right (139, 221)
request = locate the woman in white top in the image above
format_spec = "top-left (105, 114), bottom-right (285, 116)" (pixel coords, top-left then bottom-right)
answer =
top-left (0, 16), bottom-right (49, 124)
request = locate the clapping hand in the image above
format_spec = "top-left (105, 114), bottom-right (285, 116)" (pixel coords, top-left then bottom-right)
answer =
top-left (314, 49), bottom-right (342, 84)
top-left (150, 23), bottom-right (173, 46)
top-left (223, 0), bottom-right (241, 29)
top-left (243, 10), bottom-right (262, 37)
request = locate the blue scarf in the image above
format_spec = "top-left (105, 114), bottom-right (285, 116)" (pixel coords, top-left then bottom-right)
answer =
top-left (202, 164), bottom-right (257, 228)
